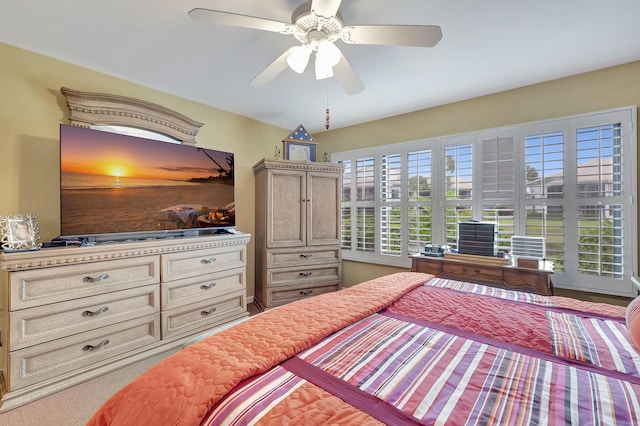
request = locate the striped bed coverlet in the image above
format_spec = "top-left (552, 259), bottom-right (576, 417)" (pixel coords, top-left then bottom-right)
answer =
top-left (203, 277), bottom-right (640, 425)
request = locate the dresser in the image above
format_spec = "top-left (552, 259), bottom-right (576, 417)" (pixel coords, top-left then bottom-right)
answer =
top-left (410, 253), bottom-right (554, 295)
top-left (253, 159), bottom-right (344, 309)
top-left (0, 232), bottom-right (250, 411)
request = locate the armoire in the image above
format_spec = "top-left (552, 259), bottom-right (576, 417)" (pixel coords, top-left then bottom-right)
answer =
top-left (253, 158), bottom-right (345, 309)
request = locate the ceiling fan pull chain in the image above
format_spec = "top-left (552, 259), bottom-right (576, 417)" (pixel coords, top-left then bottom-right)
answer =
top-left (325, 84), bottom-right (330, 129)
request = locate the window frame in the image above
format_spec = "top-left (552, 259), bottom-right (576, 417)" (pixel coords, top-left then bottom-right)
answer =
top-left (333, 106), bottom-right (637, 296)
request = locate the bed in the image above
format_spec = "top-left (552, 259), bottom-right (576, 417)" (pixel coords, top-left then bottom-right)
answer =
top-left (87, 272), bottom-right (640, 425)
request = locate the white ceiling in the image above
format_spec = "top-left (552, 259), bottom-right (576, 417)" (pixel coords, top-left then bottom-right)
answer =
top-left (2, 0), bottom-right (640, 134)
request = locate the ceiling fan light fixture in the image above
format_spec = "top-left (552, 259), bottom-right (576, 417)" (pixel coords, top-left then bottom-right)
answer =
top-left (314, 55), bottom-right (334, 80)
top-left (316, 39), bottom-right (341, 67)
top-left (286, 45), bottom-right (311, 73)
top-left (314, 39), bottom-right (340, 80)
top-left (190, 3), bottom-right (442, 94)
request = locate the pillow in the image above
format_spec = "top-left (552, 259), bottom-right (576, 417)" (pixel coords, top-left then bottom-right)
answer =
top-left (625, 296), bottom-right (640, 349)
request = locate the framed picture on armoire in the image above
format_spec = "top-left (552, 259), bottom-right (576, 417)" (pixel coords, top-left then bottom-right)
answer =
top-left (282, 124), bottom-right (317, 162)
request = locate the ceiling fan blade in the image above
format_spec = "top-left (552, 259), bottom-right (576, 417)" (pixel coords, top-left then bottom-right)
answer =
top-left (188, 8), bottom-right (293, 34)
top-left (250, 47), bottom-right (296, 87)
top-left (342, 25), bottom-right (443, 47)
top-left (310, 0), bottom-right (343, 19)
top-left (332, 53), bottom-right (364, 95)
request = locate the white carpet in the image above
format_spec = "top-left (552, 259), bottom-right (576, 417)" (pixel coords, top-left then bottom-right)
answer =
top-left (0, 348), bottom-right (180, 426)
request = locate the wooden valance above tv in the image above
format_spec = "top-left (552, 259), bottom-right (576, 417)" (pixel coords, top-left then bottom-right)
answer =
top-left (59, 87), bottom-right (204, 145)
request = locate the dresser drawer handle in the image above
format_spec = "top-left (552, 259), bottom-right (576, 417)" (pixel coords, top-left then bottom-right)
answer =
top-left (300, 289), bottom-right (313, 296)
top-left (201, 307), bottom-right (217, 316)
top-left (82, 273), bottom-right (109, 283)
top-left (201, 257), bottom-right (216, 264)
top-left (200, 282), bottom-right (217, 290)
top-left (299, 272), bottom-right (312, 277)
top-left (82, 306), bottom-right (109, 317)
top-left (83, 339), bottom-right (110, 352)
top-left (300, 253), bottom-right (313, 258)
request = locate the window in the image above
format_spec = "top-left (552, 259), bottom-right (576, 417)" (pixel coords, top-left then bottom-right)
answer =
top-left (570, 118), bottom-right (628, 291)
top-left (380, 153), bottom-right (402, 256)
top-left (407, 149), bottom-right (433, 254)
top-left (477, 130), bottom-right (516, 253)
top-left (340, 160), bottom-right (352, 250)
top-left (525, 131), bottom-right (564, 198)
top-left (334, 107), bottom-right (637, 296)
top-left (521, 125), bottom-right (567, 274)
top-left (355, 157), bottom-right (375, 252)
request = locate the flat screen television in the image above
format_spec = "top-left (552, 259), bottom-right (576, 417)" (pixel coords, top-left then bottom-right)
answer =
top-left (59, 124), bottom-right (235, 241)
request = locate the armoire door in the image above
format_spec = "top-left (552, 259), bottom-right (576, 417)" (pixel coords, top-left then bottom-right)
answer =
top-left (306, 171), bottom-right (341, 246)
top-left (267, 169), bottom-right (306, 248)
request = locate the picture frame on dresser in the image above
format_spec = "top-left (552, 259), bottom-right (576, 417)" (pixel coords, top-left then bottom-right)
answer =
top-left (0, 214), bottom-right (42, 252)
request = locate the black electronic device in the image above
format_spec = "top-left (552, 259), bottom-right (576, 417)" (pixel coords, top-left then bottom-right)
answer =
top-left (458, 221), bottom-right (497, 256)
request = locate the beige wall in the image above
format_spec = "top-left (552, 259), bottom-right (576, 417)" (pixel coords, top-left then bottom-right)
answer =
top-left (2, 41), bottom-right (639, 301)
top-left (317, 61), bottom-right (640, 290)
top-left (0, 42), bottom-right (287, 298)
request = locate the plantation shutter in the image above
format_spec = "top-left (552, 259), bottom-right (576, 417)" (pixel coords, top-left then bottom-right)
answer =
top-left (481, 136), bottom-right (514, 200)
top-left (340, 160), bottom-right (352, 250)
top-left (356, 157), bottom-right (375, 252)
top-left (407, 149), bottom-right (433, 254)
top-left (380, 153), bottom-right (402, 256)
top-left (443, 141), bottom-right (474, 250)
top-left (575, 123), bottom-right (624, 279)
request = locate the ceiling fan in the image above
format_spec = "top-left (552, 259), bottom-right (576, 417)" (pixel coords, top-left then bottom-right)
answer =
top-left (188, 0), bottom-right (442, 95)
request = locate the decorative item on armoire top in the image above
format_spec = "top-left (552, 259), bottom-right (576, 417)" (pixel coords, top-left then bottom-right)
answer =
top-left (282, 124), bottom-right (318, 162)
top-left (274, 145), bottom-right (282, 159)
top-left (322, 152), bottom-right (330, 162)
top-left (0, 214), bottom-right (42, 252)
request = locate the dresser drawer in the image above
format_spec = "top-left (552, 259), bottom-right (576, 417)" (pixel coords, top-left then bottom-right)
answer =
top-left (10, 285), bottom-right (159, 350)
top-left (161, 267), bottom-right (246, 311)
top-left (161, 245), bottom-right (246, 282)
top-left (9, 256), bottom-right (160, 311)
top-left (503, 268), bottom-right (552, 295)
top-left (441, 262), bottom-right (502, 284)
top-left (9, 314), bottom-right (160, 390)
top-left (266, 246), bottom-right (341, 268)
top-left (161, 290), bottom-right (247, 339)
top-left (267, 264), bottom-right (342, 288)
top-left (267, 281), bottom-right (341, 307)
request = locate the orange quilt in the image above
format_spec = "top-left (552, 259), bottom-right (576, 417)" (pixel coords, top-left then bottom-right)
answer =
top-left (86, 272), bottom-right (432, 426)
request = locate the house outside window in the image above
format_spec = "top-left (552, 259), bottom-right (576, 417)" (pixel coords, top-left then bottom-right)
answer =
top-left (334, 107), bottom-right (637, 297)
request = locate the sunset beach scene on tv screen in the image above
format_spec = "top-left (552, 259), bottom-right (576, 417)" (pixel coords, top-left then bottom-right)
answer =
top-left (60, 125), bottom-right (235, 237)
